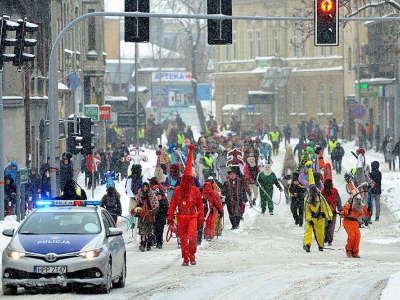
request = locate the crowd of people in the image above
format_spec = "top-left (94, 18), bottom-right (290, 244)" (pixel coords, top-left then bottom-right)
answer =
top-left (2, 115), bottom-right (387, 264)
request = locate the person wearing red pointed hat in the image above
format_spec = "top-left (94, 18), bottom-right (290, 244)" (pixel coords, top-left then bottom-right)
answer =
top-left (321, 163), bottom-right (343, 246)
top-left (167, 144), bottom-right (204, 266)
top-left (303, 168), bottom-right (333, 253)
top-left (340, 180), bottom-right (371, 258)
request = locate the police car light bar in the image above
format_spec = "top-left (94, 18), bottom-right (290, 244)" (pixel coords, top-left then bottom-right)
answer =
top-left (36, 200), bottom-right (102, 207)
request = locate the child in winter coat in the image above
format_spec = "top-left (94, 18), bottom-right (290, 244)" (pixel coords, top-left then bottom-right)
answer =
top-left (152, 185), bottom-right (169, 249)
top-left (100, 186), bottom-right (122, 224)
top-left (288, 172), bottom-right (306, 226)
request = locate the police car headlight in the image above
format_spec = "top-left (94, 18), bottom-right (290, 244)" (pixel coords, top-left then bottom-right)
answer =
top-left (79, 249), bottom-right (102, 259)
top-left (7, 250), bottom-right (25, 259)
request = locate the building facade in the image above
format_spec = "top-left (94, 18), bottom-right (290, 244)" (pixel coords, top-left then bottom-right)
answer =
top-left (214, 0), bottom-right (367, 140)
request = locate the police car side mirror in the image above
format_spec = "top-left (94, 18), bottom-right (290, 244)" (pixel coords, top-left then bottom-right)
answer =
top-left (107, 227), bottom-right (123, 238)
top-left (2, 228), bottom-right (15, 237)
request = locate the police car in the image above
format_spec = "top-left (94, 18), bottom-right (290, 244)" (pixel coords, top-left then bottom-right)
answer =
top-left (2, 200), bottom-right (126, 295)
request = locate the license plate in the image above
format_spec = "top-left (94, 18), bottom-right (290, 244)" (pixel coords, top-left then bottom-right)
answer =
top-left (34, 266), bottom-right (67, 274)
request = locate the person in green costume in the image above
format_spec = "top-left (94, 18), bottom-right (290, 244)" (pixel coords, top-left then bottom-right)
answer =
top-left (256, 163), bottom-right (283, 214)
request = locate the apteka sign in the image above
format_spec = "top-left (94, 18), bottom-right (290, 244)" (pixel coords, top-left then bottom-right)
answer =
top-left (152, 72), bottom-right (192, 82)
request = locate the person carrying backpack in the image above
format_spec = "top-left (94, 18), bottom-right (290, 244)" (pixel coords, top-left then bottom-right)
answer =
top-left (100, 186), bottom-right (122, 224)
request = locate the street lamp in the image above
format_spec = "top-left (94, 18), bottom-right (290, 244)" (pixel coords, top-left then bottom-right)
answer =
top-left (261, 63), bottom-right (291, 127)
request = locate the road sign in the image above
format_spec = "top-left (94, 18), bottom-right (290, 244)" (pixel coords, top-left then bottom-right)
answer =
top-left (19, 168), bottom-right (28, 184)
top-left (84, 104), bottom-right (99, 121)
top-left (118, 111), bottom-right (136, 128)
top-left (352, 104), bottom-right (366, 119)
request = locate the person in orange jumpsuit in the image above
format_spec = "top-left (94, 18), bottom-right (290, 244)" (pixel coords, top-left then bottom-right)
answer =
top-left (340, 180), bottom-right (371, 258)
top-left (202, 181), bottom-right (224, 241)
top-left (167, 144), bottom-right (204, 266)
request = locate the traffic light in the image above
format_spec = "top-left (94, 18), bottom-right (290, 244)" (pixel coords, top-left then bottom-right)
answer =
top-left (207, 0), bottom-right (232, 45)
top-left (67, 117), bottom-right (82, 155)
top-left (315, 0), bottom-right (338, 46)
top-left (0, 15), bottom-right (19, 71)
top-left (125, 0), bottom-right (150, 43)
top-left (80, 117), bottom-right (95, 155)
top-left (13, 17), bottom-right (38, 71)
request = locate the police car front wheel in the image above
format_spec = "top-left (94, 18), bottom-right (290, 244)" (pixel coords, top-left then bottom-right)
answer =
top-left (99, 259), bottom-right (112, 294)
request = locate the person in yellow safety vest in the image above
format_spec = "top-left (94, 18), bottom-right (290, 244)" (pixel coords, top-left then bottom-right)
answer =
top-left (202, 151), bottom-right (214, 180)
top-left (328, 137), bottom-right (338, 169)
top-left (269, 126), bottom-right (282, 156)
top-left (177, 132), bottom-right (185, 149)
top-left (138, 128), bottom-right (145, 147)
top-left (113, 124), bottom-right (121, 137)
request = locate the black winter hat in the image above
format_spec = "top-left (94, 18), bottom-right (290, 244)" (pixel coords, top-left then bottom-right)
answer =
top-left (371, 161), bottom-right (380, 170)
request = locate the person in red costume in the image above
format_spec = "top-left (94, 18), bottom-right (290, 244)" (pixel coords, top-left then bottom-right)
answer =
top-left (167, 144), bottom-right (204, 266)
top-left (321, 163), bottom-right (343, 246)
top-left (340, 180), bottom-right (371, 258)
top-left (202, 181), bottom-right (224, 241)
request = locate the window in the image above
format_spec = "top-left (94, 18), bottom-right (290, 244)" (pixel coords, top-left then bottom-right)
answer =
top-left (225, 86), bottom-right (230, 105)
top-left (233, 86), bottom-right (237, 104)
top-left (301, 84), bottom-right (306, 112)
top-left (256, 30), bottom-right (262, 57)
top-left (319, 84), bottom-right (325, 112)
top-left (273, 29), bottom-right (279, 54)
top-left (348, 47), bottom-right (352, 71)
top-left (329, 46), bottom-right (334, 56)
top-left (319, 46), bottom-right (325, 57)
top-left (328, 84), bottom-right (334, 112)
top-left (233, 32), bottom-right (237, 60)
top-left (248, 31), bottom-right (254, 59)
top-left (300, 30), bottom-right (306, 57)
top-left (164, 36), bottom-right (170, 49)
top-left (88, 8), bottom-right (96, 51)
top-left (291, 28), bottom-right (297, 57)
top-left (292, 84), bottom-right (297, 112)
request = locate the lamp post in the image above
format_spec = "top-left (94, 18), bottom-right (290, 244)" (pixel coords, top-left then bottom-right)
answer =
top-left (261, 59), bottom-right (291, 127)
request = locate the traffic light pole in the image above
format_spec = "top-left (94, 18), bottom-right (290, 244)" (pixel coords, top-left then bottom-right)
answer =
top-left (47, 11), bottom-right (396, 196)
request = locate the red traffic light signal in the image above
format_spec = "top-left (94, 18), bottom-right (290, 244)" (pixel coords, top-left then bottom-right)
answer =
top-left (319, 0), bottom-right (334, 13)
top-left (315, 0), bottom-right (338, 46)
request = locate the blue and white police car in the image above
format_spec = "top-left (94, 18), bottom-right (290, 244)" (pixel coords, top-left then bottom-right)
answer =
top-left (2, 200), bottom-right (126, 295)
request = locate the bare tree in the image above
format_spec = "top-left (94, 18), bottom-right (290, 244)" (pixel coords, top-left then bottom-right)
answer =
top-left (153, 0), bottom-right (213, 130)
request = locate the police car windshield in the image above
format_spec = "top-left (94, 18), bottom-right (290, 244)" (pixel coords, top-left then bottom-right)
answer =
top-left (19, 212), bottom-right (101, 235)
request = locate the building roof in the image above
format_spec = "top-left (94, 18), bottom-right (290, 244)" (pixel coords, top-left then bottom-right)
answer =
top-left (105, 60), bottom-right (136, 84)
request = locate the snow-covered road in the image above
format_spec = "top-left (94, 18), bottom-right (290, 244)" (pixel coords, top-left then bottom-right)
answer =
top-left (1, 140), bottom-right (400, 299)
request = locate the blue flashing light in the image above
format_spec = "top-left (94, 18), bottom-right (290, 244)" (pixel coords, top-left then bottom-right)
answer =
top-left (36, 200), bottom-right (53, 207)
top-left (86, 201), bottom-right (101, 206)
